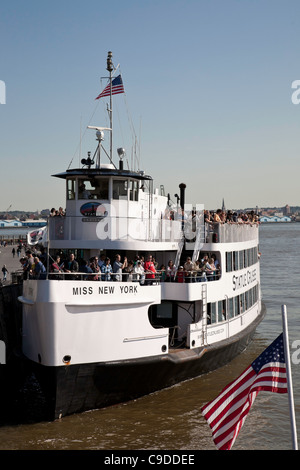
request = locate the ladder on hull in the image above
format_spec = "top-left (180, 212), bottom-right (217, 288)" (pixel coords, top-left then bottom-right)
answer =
top-left (202, 283), bottom-right (208, 346)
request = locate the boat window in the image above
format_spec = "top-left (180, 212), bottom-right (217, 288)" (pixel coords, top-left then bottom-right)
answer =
top-left (217, 301), bottom-right (226, 322)
top-left (129, 180), bottom-right (139, 201)
top-left (233, 252), bottom-right (238, 271)
top-left (244, 250), bottom-right (248, 268)
top-left (78, 179), bottom-right (108, 200)
top-left (239, 250), bottom-right (244, 270)
top-left (226, 252), bottom-right (232, 272)
top-left (156, 302), bottom-right (173, 319)
top-left (239, 293), bottom-right (245, 313)
top-left (67, 179), bottom-right (76, 200)
top-left (113, 179), bottom-right (128, 200)
top-left (78, 180), bottom-right (95, 199)
top-left (95, 178), bottom-right (109, 199)
top-left (210, 302), bottom-right (217, 324)
top-left (225, 246), bottom-right (259, 273)
top-left (234, 296), bottom-right (240, 316)
top-left (228, 298), bottom-right (234, 318)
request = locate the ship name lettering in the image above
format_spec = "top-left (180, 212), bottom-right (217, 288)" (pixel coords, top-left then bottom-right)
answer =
top-left (119, 285), bottom-right (138, 294)
top-left (71, 285), bottom-right (139, 296)
top-left (73, 287), bottom-right (93, 295)
top-left (232, 268), bottom-right (256, 291)
top-left (98, 285), bottom-right (115, 294)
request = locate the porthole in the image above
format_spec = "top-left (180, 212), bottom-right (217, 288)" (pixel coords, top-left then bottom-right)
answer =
top-left (63, 355), bottom-right (71, 364)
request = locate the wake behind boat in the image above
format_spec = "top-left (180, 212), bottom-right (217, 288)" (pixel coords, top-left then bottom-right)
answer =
top-left (17, 52), bottom-right (265, 419)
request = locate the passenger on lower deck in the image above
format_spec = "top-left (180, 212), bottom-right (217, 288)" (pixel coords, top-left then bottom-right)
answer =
top-left (184, 257), bottom-right (194, 283)
top-left (101, 257), bottom-right (113, 281)
top-left (113, 254), bottom-right (128, 281)
top-left (64, 253), bottom-right (79, 280)
top-left (33, 256), bottom-right (46, 279)
top-left (144, 255), bottom-right (156, 285)
top-left (133, 261), bottom-right (145, 284)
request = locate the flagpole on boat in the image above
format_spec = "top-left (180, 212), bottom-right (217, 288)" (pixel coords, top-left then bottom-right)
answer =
top-left (281, 304), bottom-right (298, 450)
top-left (107, 51), bottom-right (114, 163)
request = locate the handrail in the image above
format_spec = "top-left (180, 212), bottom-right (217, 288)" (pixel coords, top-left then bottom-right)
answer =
top-left (16, 268), bottom-right (221, 283)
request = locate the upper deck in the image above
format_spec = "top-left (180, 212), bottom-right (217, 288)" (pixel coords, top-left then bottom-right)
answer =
top-left (49, 163), bottom-right (259, 250)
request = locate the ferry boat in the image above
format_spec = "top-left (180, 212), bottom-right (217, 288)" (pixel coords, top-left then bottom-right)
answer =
top-left (18, 52), bottom-right (265, 419)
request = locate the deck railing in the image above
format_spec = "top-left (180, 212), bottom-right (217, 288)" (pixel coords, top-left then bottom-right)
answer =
top-left (48, 215), bottom-right (259, 244)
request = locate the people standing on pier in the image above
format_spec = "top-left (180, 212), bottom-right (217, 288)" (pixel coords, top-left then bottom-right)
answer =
top-left (1, 265), bottom-right (8, 282)
top-left (24, 250), bottom-right (35, 278)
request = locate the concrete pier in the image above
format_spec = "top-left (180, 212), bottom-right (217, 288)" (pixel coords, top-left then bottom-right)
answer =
top-left (0, 244), bottom-right (25, 284)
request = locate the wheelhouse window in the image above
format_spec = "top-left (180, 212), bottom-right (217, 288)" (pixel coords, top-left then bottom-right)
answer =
top-left (67, 178), bottom-right (76, 200)
top-left (78, 179), bottom-right (109, 200)
top-left (97, 178), bottom-right (109, 199)
top-left (113, 179), bottom-right (128, 200)
top-left (129, 180), bottom-right (139, 201)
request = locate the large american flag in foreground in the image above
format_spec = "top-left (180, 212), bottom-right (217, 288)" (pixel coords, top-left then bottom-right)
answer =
top-left (201, 334), bottom-right (287, 450)
top-left (95, 74), bottom-right (124, 100)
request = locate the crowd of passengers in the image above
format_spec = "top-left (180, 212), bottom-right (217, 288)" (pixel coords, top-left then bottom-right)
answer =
top-left (204, 209), bottom-right (259, 224)
top-left (20, 248), bottom-right (220, 283)
top-left (48, 206), bottom-right (259, 224)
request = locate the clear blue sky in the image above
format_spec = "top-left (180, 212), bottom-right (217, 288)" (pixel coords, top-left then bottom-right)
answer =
top-left (1, 0), bottom-right (300, 212)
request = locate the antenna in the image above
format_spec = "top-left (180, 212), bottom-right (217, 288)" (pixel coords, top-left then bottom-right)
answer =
top-left (106, 51), bottom-right (114, 163)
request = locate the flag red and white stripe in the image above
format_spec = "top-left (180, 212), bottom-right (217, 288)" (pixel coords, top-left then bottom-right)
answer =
top-left (95, 74), bottom-right (124, 100)
top-left (201, 334), bottom-right (287, 450)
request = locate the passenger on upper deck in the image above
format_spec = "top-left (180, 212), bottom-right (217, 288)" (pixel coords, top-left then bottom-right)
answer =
top-left (204, 210), bottom-right (213, 226)
top-left (213, 209), bottom-right (223, 223)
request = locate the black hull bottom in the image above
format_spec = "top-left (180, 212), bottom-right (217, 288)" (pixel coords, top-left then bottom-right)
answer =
top-left (28, 305), bottom-right (266, 420)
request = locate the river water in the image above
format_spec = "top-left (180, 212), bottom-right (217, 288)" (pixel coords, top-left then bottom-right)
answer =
top-left (0, 223), bottom-right (299, 451)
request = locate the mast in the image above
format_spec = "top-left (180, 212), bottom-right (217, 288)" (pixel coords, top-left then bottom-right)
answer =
top-left (107, 51), bottom-right (114, 163)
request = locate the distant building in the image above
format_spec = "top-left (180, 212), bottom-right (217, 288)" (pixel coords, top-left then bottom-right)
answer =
top-left (260, 216), bottom-right (291, 223)
top-left (0, 220), bottom-right (22, 228)
top-left (0, 219), bottom-right (47, 241)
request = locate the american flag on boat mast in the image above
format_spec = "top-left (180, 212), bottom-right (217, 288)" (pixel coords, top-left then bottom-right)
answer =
top-left (95, 74), bottom-right (124, 100)
top-left (94, 52), bottom-right (125, 162)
